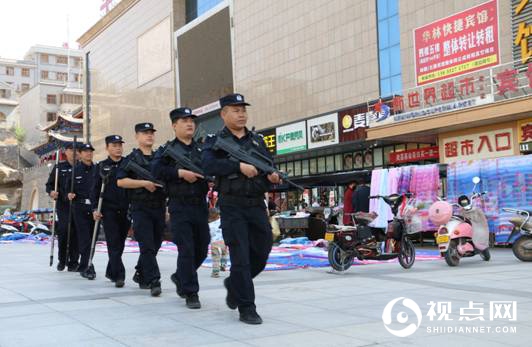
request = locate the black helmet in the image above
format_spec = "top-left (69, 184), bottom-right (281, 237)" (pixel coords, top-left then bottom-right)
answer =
top-left (458, 195), bottom-right (470, 207)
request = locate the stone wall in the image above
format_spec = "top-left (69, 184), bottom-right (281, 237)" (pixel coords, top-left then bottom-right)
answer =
top-left (20, 165), bottom-right (53, 211)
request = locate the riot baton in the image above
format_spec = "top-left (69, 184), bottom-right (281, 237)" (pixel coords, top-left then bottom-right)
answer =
top-left (65, 136), bottom-right (77, 264)
top-left (87, 166), bottom-right (112, 273)
top-left (49, 149), bottom-right (60, 266)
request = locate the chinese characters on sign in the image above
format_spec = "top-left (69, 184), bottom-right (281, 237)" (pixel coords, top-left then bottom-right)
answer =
top-left (414, 0), bottom-right (499, 85)
top-left (441, 127), bottom-right (515, 163)
top-left (338, 107), bottom-right (368, 143)
top-left (513, 0), bottom-right (532, 65)
top-left (275, 121), bottom-right (307, 155)
top-left (258, 128), bottom-right (276, 154)
top-left (517, 117), bottom-right (532, 153)
top-left (389, 146), bottom-right (440, 164)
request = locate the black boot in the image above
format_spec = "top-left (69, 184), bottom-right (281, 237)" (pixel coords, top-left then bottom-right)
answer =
top-left (56, 262), bottom-right (66, 271)
top-left (170, 273), bottom-right (186, 298)
top-left (185, 293), bottom-right (201, 309)
top-left (150, 280), bottom-right (161, 297)
top-left (133, 270), bottom-right (149, 289)
top-left (67, 263), bottom-right (79, 272)
top-left (80, 265), bottom-right (96, 280)
top-left (239, 308), bottom-right (263, 325)
top-left (224, 278), bottom-right (237, 310)
top-left (115, 279), bottom-right (125, 288)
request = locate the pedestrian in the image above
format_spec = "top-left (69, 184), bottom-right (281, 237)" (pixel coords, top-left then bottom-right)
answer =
top-left (67, 143), bottom-right (96, 279)
top-left (45, 142), bottom-right (79, 272)
top-left (152, 107), bottom-right (210, 308)
top-left (202, 93), bottom-right (280, 325)
top-left (343, 181), bottom-right (357, 225)
top-left (91, 135), bottom-right (131, 288)
top-left (208, 208), bottom-right (228, 278)
top-left (353, 180), bottom-right (371, 213)
top-left (116, 123), bottom-right (166, 296)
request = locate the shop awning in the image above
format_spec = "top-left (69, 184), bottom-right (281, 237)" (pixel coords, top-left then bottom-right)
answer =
top-left (271, 170), bottom-right (371, 191)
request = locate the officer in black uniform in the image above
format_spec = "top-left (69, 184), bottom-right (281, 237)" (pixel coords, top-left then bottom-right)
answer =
top-left (67, 143), bottom-right (97, 280)
top-left (202, 93), bottom-right (281, 325)
top-left (152, 107), bottom-right (210, 309)
top-left (45, 142), bottom-right (79, 271)
top-left (116, 123), bottom-right (166, 297)
top-left (91, 135), bottom-right (131, 288)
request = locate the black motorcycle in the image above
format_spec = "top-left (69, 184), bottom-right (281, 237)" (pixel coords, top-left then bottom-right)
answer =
top-left (503, 208), bottom-right (532, 262)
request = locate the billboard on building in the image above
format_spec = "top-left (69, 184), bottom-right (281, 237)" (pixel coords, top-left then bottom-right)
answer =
top-left (258, 128), bottom-right (276, 154)
top-left (307, 113), bottom-right (339, 149)
top-left (414, 0), bottom-right (500, 86)
top-left (338, 106), bottom-right (367, 143)
top-left (276, 121), bottom-right (307, 155)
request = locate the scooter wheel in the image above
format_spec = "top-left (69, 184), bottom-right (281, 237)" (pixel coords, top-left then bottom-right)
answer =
top-left (445, 240), bottom-right (461, 267)
top-left (512, 236), bottom-right (532, 262)
top-left (480, 248), bottom-right (491, 261)
top-left (328, 243), bottom-right (354, 272)
top-left (398, 238), bottom-right (415, 269)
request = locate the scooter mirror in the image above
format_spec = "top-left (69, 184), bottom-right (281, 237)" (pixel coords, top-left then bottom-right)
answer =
top-left (472, 176), bottom-right (481, 184)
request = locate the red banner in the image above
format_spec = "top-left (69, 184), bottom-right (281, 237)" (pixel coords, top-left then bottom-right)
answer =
top-left (414, 0), bottom-right (499, 85)
top-left (389, 146), bottom-right (440, 164)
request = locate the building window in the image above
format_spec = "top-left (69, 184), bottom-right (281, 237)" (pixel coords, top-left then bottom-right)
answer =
top-left (46, 112), bottom-right (57, 122)
top-left (46, 94), bottom-right (57, 104)
top-left (56, 56), bottom-right (68, 64)
top-left (6, 66), bottom-right (14, 76)
top-left (60, 94), bottom-right (82, 104)
top-left (0, 89), bottom-right (8, 98)
top-left (72, 57), bottom-right (81, 67)
top-left (41, 54), bottom-right (49, 63)
top-left (302, 160), bottom-right (309, 176)
top-left (41, 70), bottom-right (49, 79)
top-left (73, 73), bottom-right (81, 82)
top-left (377, 0), bottom-right (402, 97)
top-left (21, 83), bottom-right (30, 93)
top-left (186, 0), bottom-right (223, 23)
top-left (21, 68), bottom-right (30, 77)
top-left (57, 72), bottom-right (68, 81)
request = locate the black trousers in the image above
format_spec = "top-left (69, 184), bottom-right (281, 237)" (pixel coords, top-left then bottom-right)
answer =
top-left (101, 207), bottom-right (130, 281)
top-left (169, 200), bottom-right (210, 295)
top-left (56, 202), bottom-right (79, 267)
top-left (72, 202), bottom-right (95, 271)
top-left (131, 204), bottom-right (165, 285)
top-left (219, 203), bottom-right (272, 312)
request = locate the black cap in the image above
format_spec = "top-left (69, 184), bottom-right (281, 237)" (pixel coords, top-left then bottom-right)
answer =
top-left (64, 142), bottom-right (74, 149)
top-left (219, 93), bottom-right (250, 108)
top-left (135, 122), bottom-right (157, 133)
top-left (105, 135), bottom-right (125, 144)
top-left (80, 143), bottom-right (95, 151)
top-left (169, 107), bottom-right (197, 122)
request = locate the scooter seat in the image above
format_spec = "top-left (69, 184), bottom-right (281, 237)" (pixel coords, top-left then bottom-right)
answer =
top-left (354, 212), bottom-right (378, 223)
top-left (509, 216), bottom-right (532, 231)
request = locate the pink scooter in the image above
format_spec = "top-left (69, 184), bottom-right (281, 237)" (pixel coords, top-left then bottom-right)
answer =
top-left (429, 177), bottom-right (490, 266)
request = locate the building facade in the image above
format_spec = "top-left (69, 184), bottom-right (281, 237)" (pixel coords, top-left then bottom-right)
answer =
top-left (78, 0), bottom-right (530, 177)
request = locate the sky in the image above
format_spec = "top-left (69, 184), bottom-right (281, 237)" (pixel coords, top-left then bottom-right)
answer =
top-left (0, 0), bottom-right (106, 59)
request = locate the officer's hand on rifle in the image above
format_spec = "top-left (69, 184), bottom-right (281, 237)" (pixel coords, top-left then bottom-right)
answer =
top-left (178, 169), bottom-right (204, 183)
top-left (267, 172), bottom-right (282, 184)
top-left (143, 180), bottom-right (161, 192)
top-left (93, 211), bottom-right (103, 221)
top-left (240, 162), bottom-right (258, 178)
top-left (50, 191), bottom-right (59, 200)
top-left (68, 193), bottom-right (76, 201)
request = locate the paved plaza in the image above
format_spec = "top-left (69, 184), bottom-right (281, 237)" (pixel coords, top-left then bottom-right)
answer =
top-left (0, 243), bottom-right (530, 347)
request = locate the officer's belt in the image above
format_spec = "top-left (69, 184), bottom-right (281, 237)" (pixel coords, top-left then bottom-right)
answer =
top-left (73, 198), bottom-right (91, 205)
top-left (219, 195), bottom-right (264, 207)
top-left (170, 196), bottom-right (205, 205)
top-left (130, 200), bottom-right (165, 209)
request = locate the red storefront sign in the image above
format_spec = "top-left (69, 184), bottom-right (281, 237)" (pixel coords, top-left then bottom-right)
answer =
top-left (389, 146), bottom-right (440, 164)
top-left (338, 106), bottom-right (368, 143)
top-left (414, 0), bottom-right (500, 85)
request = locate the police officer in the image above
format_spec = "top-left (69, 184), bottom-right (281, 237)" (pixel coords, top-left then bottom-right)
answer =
top-left (67, 143), bottom-right (97, 280)
top-left (91, 135), bottom-right (131, 288)
top-left (116, 123), bottom-right (166, 297)
top-left (202, 93), bottom-right (281, 325)
top-left (152, 107), bottom-right (210, 309)
top-left (45, 142), bottom-right (79, 271)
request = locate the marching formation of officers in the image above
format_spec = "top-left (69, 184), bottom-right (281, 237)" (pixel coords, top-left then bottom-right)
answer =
top-left (45, 93), bottom-right (280, 325)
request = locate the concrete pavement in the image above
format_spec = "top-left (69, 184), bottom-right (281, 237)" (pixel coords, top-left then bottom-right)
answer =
top-left (0, 243), bottom-right (530, 347)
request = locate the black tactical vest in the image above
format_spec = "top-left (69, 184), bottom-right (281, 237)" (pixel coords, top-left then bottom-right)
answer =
top-left (215, 131), bottom-right (271, 197)
top-left (166, 140), bottom-right (209, 198)
top-left (127, 149), bottom-right (166, 204)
